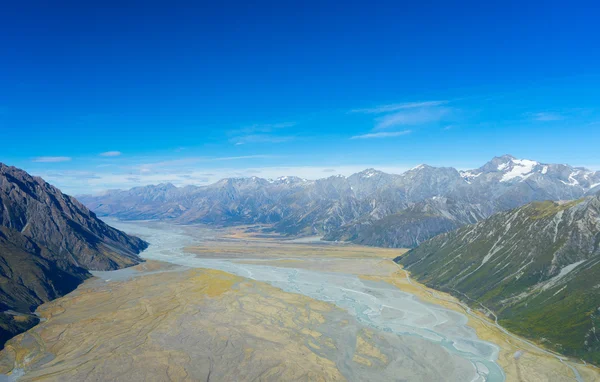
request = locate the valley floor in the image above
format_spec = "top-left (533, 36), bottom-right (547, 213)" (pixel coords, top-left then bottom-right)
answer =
top-left (0, 221), bottom-right (598, 381)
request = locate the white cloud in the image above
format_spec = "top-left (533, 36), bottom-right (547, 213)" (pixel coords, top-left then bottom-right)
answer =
top-left (529, 112), bottom-right (563, 121)
top-left (100, 151), bottom-right (122, 157)
top-left (375, 107), bottom-right (450, 129)
top-left (351, 100), bottom-right (448, 114)
top-left (32, 156), bottom-right (72, 163)
top-left (210, 155), bottom-right (274, 161)
top-left (350, 100), bottom-right (453, 139)
top-left (229, 122), bottom-right (297, 145)
top-left (131, 155), bottom-right (276, 174)
top-left (37, 164), bottom-right (414, 195)
top-left (238, 122), bottom-right (296, 133)
top-left (351, 130), bottom-right (412, 139)
top-left (232, 135), bottom-right (295, 145)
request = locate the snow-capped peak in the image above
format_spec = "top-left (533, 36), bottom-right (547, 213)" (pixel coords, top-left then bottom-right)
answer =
top-left (266, 176), bottom-right (308, 185)
top-left (479, 156), bottom-right (599, 188)
top-left (500, 158), bottom-right (539, 182)
top-left (360, 168), bottom-right (380, 178)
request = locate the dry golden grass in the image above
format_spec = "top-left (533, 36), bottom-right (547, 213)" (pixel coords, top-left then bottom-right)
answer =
top-left (4, 227), bottom-right (598, 382)
top-left (0, 268), bottom-right (350, 381)
top-left (185, 240), bottom-right (407, 259)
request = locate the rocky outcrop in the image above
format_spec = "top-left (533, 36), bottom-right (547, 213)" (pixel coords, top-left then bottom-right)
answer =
top-left (324, 197), bottom-right (490, 248)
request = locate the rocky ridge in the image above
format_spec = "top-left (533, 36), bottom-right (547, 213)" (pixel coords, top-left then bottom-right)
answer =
top-left (79, 155), bottom-right (600, 247)
top-left (0, 163), bottom-right (148, 348)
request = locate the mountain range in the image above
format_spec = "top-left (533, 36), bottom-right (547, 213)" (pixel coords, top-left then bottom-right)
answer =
top-left (79, 155), bottom-right (600, 247)
top-left (0, 163), bottom-right (148, 348)
top-left (397, 194), bottom-right (600, 364)
top-left (6, 155), bottom-right (600, 366)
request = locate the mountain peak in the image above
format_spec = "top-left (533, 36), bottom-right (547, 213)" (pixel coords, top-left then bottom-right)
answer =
top-left (495, 154), bottom-right (516, 161)
top-left (270, 176), bottom-right (308, 185)
top-left (357, 168), bottom-right (383, 178)
top-left (156, 183), bottom-right (177, 189)
top-left (409, 164), bottom-right (432, 171)
top-left (477, 155), bottom-right (538, 176)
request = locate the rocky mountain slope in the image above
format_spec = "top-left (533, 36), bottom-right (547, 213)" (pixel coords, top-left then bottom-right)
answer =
top-left (324, 197), bottom-right (490, 247)
top-left (79, 155), bottom-right (600, 247)
top-left (0, 163), bottom-right (148, 348)
top-left (397, 194), bottom-right (600, 364)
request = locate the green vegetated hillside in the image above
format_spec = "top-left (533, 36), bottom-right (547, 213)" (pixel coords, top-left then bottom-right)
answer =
top-left (398, 195), bottom-right (600, 364)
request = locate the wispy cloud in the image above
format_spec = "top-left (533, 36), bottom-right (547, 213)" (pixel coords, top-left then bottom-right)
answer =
top-left (32, 156), bottom-right (72, 163)
top-left (133, 155), bottom-right (275, 174)
top-left (230, 122), bottom-right (297, 145)
top-left (42, 170), bottom-right (102, 179)
top-left (39, 164), bottom-right (413, 195)
top-left (232, 135), bottom-right (295, 146)
top-left (210, 155), bottom-right (273, 161)
top-left (100, 151), bottom-right (122, 157)
top-left (375, 107), bottom-right (450, 129)
top-left (528, 112), bottom-right (563, 121)
top-left (351, 130), bottom-right (412, 139)
top-left (350, 100), bottom-right (453, 140)
top-left (351, 100), bottom-right (448, 114)
top-left (236, 122), bottom-right (296, 133)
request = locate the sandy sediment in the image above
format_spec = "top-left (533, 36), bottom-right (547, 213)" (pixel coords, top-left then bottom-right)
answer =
top-left (184, 230), bottom-right (600, 381)
top-left (361, 265), bottom-right (600, 382)
top-left (0, 262), bottom-right (474, 382)
top-left (6, 219), bottom-right (598, 382)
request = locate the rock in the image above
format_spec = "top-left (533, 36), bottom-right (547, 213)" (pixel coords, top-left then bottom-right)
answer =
top-left (0, 163), bottom-right (148, 348)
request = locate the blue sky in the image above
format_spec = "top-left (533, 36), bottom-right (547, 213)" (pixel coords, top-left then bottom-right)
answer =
top-left (1, 1), bottom-right (600, 194)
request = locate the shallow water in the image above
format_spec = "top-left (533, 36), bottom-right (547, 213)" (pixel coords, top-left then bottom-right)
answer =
top-left (106, 219), bottom-right (506, 382)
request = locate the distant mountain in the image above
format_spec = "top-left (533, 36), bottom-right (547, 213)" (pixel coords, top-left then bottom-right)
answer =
top-left (397, 194), bottom-right (600, 365)
top-left (324, 197), bottom-right (490, 247)
top-left (458, 154), bottom-right (600, 209)
top-left (0, 163), bottom-right (148, 348)
top-left (79, 155), bottom-right (600, 246)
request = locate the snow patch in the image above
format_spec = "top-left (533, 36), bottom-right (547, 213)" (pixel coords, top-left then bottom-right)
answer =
top-left (500, 159), bottom-right (539, 182)
top-left (362, 169), bottom-right (378, 178)
top-left (589, 182), bottom-right (600, 190)
top-left (568, 171), bottom-right (580, 186)
top-left (497, 162), bottom-right (509, 171)
top-left (560, 173), bottom-right (581, 187)
top-left (460, 171), bottom-right (482, 184)
top-left (460, 171), bottom-right (482, 178)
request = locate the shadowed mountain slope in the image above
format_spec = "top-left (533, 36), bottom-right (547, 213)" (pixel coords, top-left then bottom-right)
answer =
top-left (0, 163), bottom-right (148, 348)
